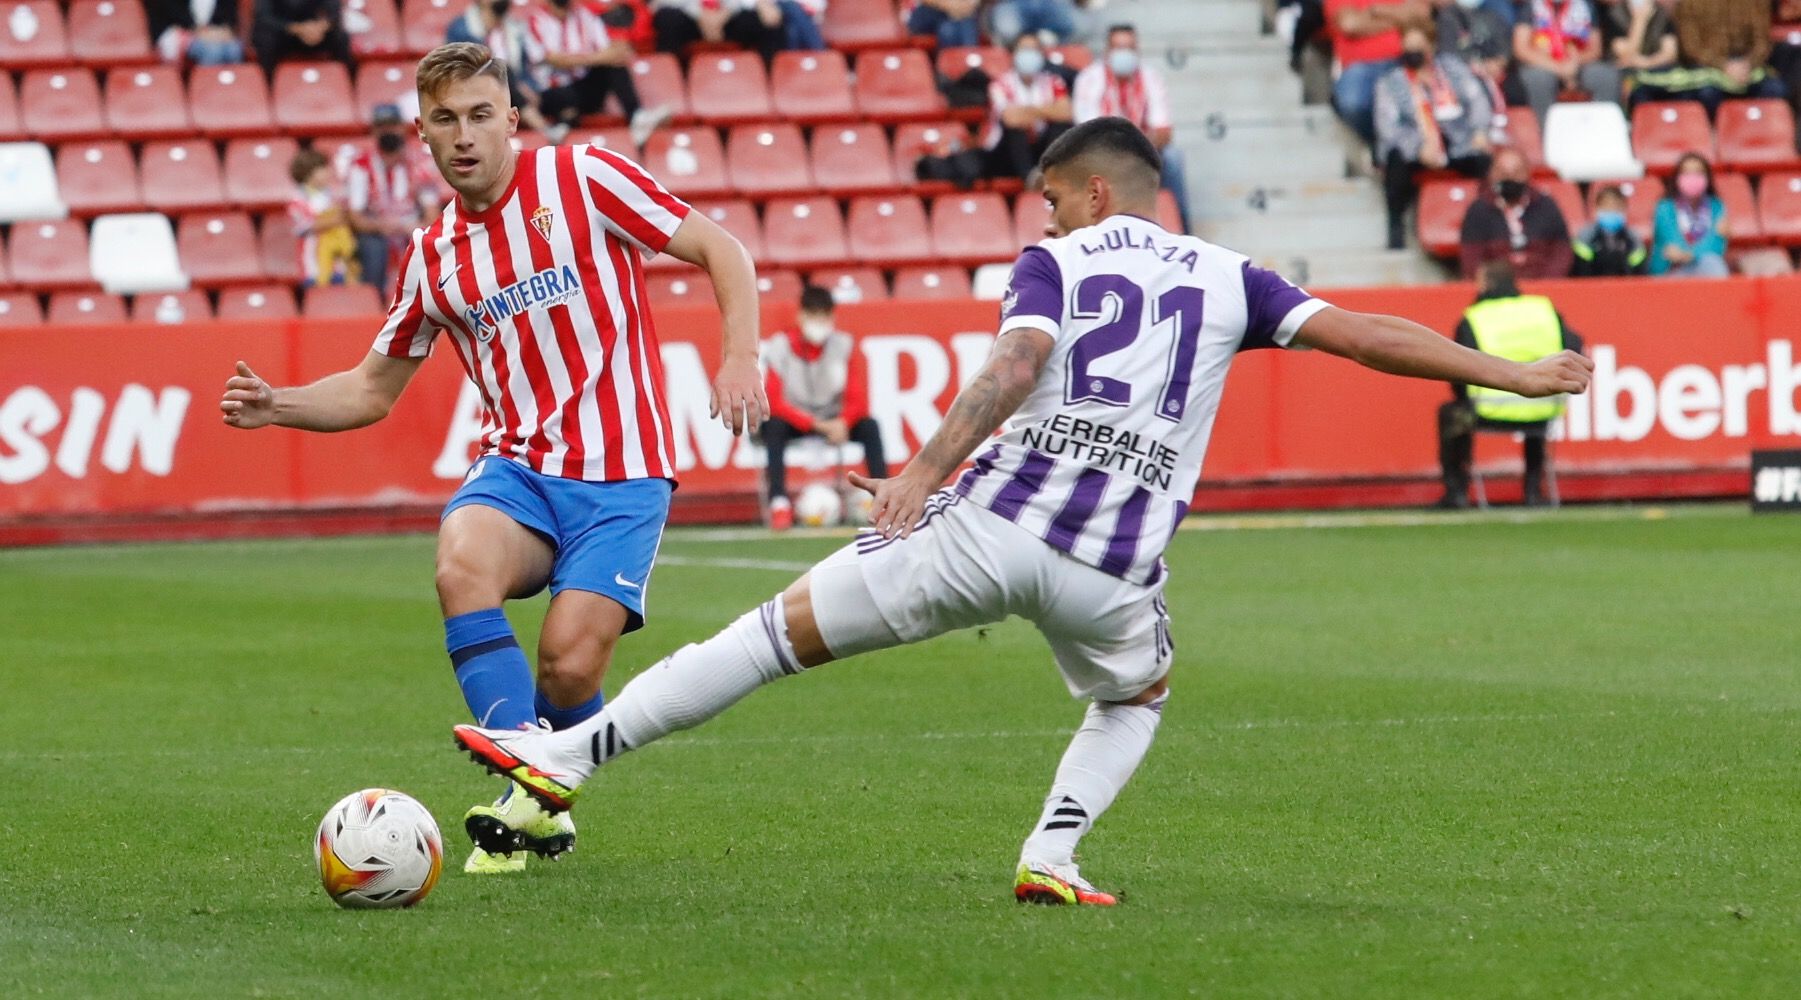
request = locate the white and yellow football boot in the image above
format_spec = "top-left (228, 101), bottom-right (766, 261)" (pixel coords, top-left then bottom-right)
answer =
top-left (461, 781), bottom-right (576, 874)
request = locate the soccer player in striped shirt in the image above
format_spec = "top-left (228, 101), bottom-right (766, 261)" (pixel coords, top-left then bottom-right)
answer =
top-left (220, 43), bottom-right (768, 874)
top-left (452, 118), bottom-right (1592, 903)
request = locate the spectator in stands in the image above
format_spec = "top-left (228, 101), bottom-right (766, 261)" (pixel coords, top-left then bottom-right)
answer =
top-left (1512, 0), bottom-right (1623, 124)
top-left (653, 0), bottom-right (785, 61)
top-left (990, 0), bottom-right (1081, 46)
top-left (1434, 0), bottom-right (1514, 145)
top-left (346, 105), bottom-right (442, 295)
top-left (447, 0), bottom-right (554, 134)
top-left (594, 0), bottom-right (658, 53)
top-left (1599, 0), bottom-right (1678, 97)
top-left (1325, 0), bottom-right (1424, 145)
top-left (1459, 146), bottom-right (1574, 277)
top-left (1571, 184), bottom-right (1648, 274)
top-left (251, 0), bottom-right (355, 78)
top-left (532, 0), bottom-right (670, 147)
top-left (1774, 0), bottom-right (1801, 124)
top-left (287, 148), bottom-right (358, 288)
top-left (1630, 0), bottom-right (1786, 115)
top-left (760, 286), bottom-right (889, 532)
top-left (904, 0), bottom-right (984, 49)
top-left (148, 0), bottom-right (245, 64)
top-left (985, 34), bottom-right (1073, 179)
top-left (1073, 24), bottom-right (1191, 232)
top-left (1376, 24), bottom-right (1493, 248)
top-left (776, 0), bottom-right (827, 51)
top-left (1649, 151), bottom-right (1730, 276)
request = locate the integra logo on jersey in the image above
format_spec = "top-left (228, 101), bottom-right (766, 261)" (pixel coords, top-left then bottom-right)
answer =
top-left (462, 264), bottom-right (583, 341)
top-left (1078, 228), bottom-right (1200, 273)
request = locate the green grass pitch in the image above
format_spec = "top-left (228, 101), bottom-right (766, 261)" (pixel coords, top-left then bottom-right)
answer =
top-left (3, 505), bottom-right (1799, 998)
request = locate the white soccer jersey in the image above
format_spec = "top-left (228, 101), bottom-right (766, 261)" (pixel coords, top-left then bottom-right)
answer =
top-left (955, 213), bottom-right (1328, 585)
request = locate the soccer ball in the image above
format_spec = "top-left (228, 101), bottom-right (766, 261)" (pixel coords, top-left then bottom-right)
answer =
top-left (795, 483), bottom-right (843, 527)
top-left (314, 789), bottom-right (443, 909)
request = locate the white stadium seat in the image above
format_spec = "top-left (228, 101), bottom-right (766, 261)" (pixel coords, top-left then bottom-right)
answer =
top-left (89, 212), bottom-right (187, 293)
top-left (0, 141), bottom-right (68, 221)
top-left (1544, 102), bottom-right (1644, 182)
top-left (971, 262), bottom-right (1012, 301)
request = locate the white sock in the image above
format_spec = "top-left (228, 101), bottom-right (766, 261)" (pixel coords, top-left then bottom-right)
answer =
top-left (552, 595), bottom-right (801, 781)
top-left (1019, 693), bottom-right (1166, 868)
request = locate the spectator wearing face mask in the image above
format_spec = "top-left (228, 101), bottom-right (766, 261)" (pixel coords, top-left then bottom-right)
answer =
top-left (1512, 0), bottom-right (1623, 124)
top-left (1649, 151), bottom-right (1729, 277)
top-left (447, 0), bottom-right (554, 134)
top-left (345, 104), bottom-right (443, 296)
top-left (1458, 146), bottom-right (1574, 278)
top-left (1324, 0), bottom-right (1425, 145)
top-left (1072, 23), bottom-right (1191, 232)
top-left (984, 34), bottom-right (1073, 180)
top-left (1375, 24), bottom-right (1494, 249)
top-left (760, 287), bottom-right (889, 532)
top-left (530, 0), bottom-right (670, 147)
top-left (1571, 184), bottom-right (1648, 275)
top-left (1434, 0), bottom-right (1511, 143)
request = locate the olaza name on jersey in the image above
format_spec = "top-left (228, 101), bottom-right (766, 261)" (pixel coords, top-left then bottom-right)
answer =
top-left (1074, 228), bottom-right (1201, 273)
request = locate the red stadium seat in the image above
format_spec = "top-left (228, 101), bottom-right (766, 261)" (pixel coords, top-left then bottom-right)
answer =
top-left (822, 0), bottom-right (904, 50)
top-left (0, 1), bottom-right (71, 69)
top-left (1504, 106), bottom-right (1546, 174)
top-left (1541, 178), bottom-right (1588, 228)
top-left (1717, 100), bottom-right (1801, 172)
top-left (687, 51), bottom-right (774, 125)
top-left (1758, 171), bottom-right (1801, 245)
top-left (0, 292), bottom-right (45, 326)
top-left (1047, 44), bottom-right (1092, 72)
top-left (930, 192), bottom-right (1015, 265)
top-left (726, 124), bottom-right (813, 198)
top-left (771, 50), bottom-right (856, 124)
top-left (56, 140), bottom-right (145, 216)
top-left (892, 265), bottom-right (972, 299)
top-left (401, 0), bottom-right (460, 54)
top-left (20, 70), bottom-right (107, 142)
top-left (130, 289), bottom-right (213, 323)
top-left (258, 211), bottom-right (301, 282)
top-left (178, 211), bottom-right (265, 286)
top-left (937, 46), bottom-right (1009, 80)
top-left (272, 62), bottom-right (361, 136)
top-left (190, 65), bottom-right (276, 138)
top-left (1013, 191), bottom-right (1050, 247)
top-left (68, 0), bottom-right (154, 67)
top-left (854, 49), bottom-right (947, 123)
top-left (104, 65), bottom-right (193, 139)
top-left (807, 266), bottom-right (889, 302)
top-left (224, 136), bottom-right (302, 210)
top-left (140, 139), bottom-right (229, 213)
top-left (218, 283), bottom-right (299, 321)
top-left (1731, 246), bottom-right (1796, 275)
top-left (848, 194), bottom-right (933, 266)
top-left (892, 121), bottom-right (971, 191)
top-left (1631, 101), bottom-right (1714, 173)
top-left (8, 218), bottom-right (93, 289)
top-left (811, 123), bottom-right (899, 195)
top-left (755, 269), bottom-right (804, 302)
top-left (1416, 179), bottom-right (1479, 258)
top-left (640, 127), bottom-right (731, 199)
top-left (47, 290), bottom-right (125, 323)
top-left (355, 61), bottom-right (416, 123)
top-left (627, 54), bottom-right (690, 123)
top-left (0, 74), bottom-right (22, 142)
top-left (646, 271), bottom-right (714, 306)
top-left (763, 196), bottom-right (850, 269)
top-left (347, 0), bottom-right (406, 57)
top-left (1715, 172), bottom-right (1764, 244)
top-left (687, 198), bottom-right (765, 259)
top-left (304, 283), bottom-right (384, 316)
top-left (567, 126), bottom-right (637, 159)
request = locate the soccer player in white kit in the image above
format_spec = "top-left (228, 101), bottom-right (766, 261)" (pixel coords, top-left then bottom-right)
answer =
top-left (452, 118), bottom-right (1594, 904)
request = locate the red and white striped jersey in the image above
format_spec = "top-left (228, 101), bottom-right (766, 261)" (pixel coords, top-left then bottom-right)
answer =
top-left (371, 143), bottom-right (692, 482)
top-left (525, 5), bottom-right (615, 90)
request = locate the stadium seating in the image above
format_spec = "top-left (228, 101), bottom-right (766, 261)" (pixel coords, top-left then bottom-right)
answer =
top-left (1714, 172), bottom-right (1764, 244)
top-left (1416, 179), bottom-right (1479, 258)
top-left (687, 52), bottom-right (775, 125)
top-left (1544, 102), bottom-right (1642, 181)
top-left (1013, 192), bottom-right (1050, 247)
top-left (756, 270), bottom-right (804, 302)
top-left (104, 65), bottom-right (193, 140)
top-left (1717, 100), bottom-right (1801, 173)
top-left (971, 262), bottom-right (1010, 299)
top-left (930, 192), bottom-right (1015, 265)
top-left (1504, 107), bottom-right (1546, 174)
top-left (808, 266), bottom-right (889, 302)
top-left (178, 212), bottom-right (265, 286)
top-left (687, 198), bottom-right (765, 260)
top-left (640, 127), bottom-right (731, 199)
top-left (347, 0), bottom-right (406, 58)
top-left (1541, 178), bottom-right (1588, 228)
top-left (1048, 44), bottom-right (1092, 72)
top-left (821, 0), bottom-right (905, 50)
top-left (8, 218), bottom-right (92, 289)
top-left (0, 1), bottom-right (71, 69)
top-left (140, 140), bottom-right (229, 213)
top-left (646, 271), bottom-right (714, 306)
top-left (189, 65), bottom-right (277, 138)
top-left (130, 289), bottom-right (213, 323)
top-left (67, 0), bottom-right (153, 67)
top-left (224, 137), bottom-right (302, 210)
top-left (892, 265), bottom-right (972, 299)
top-left (401, 0), bottom-right (460, 54)
top-left (304, 283), bottom-right (383, 316)
top-left (1732, 246), bottom-right (1796, 276)
top-left (854, 50), bottom-right (946, 123)
top-left (56, 140), bottom-right (144, 215)
top-left (763, 196), bottom-right (850, 268)
top-left (891, 122), bottom-right (972, 191)
top-left (258, 212), bottom-right (300, 282)
top-left (20, 69), bottom-right (107, 142)
top-left (0, 292), bottom-right (45, 326)
top-left (847, 195), bottom-right (933, 266)
top-left (568, 126), bottom-right (636, 158)
top-left (0, 142), bottom-right (67, 220)
top-left (629, 54), bottom-right (690, 122)
top-left (810, 123), bottom-right (899, 195)
top-left (1631, 102), bottom-right (1713, 173)
top-left (0, 73), bottom-right (22, 142)
top-left (272, 63), bottom-right (361, 135)
top-left (770, 51), bottom-right (857, 124)
top-left (47, 290), bottom-right (126, 323)
top-left (356, 61), bottom-right (416, 123)
top-left (726, 124), bottom-right (813, 198)
top-left (1757, 172), bottom-right (1801, 245)
top-left (90, 212), bottom-right (185, 292)
top-left (218, 284), bottom-right (300, 320)
top-left (937, 46), bottom-right (1010, 81)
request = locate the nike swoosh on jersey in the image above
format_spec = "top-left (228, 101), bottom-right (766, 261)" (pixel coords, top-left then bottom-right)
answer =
top-left (436, 265), bottom-right (460, 290)
top-left (613, 573), bottom-right (641, 590)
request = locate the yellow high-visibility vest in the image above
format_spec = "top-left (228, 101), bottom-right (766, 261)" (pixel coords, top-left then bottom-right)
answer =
top-left (1463, 295), bottom-right (1566, 423)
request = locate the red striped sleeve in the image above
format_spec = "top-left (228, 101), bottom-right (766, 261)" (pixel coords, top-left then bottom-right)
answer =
top-left (370, 236), bottom-right (435, 358)
top-left (577, 144), bottom-right (691, 254)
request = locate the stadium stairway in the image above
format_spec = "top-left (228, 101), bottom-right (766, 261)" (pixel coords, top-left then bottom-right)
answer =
top-left (1115, 0), bottom-right (1448, 286)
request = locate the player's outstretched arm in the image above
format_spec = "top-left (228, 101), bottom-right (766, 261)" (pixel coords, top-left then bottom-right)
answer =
top-left (663, 212), bottom-right (769, 435)
top-left (851, 328), bottom-right (1053, 539)
top-left (220, 351), bottom-right (425, 432)
top-left (1292, 307), bottom-right (1594, 398)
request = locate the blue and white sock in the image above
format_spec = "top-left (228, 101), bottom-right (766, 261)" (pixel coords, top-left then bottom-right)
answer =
top-left (445, 608), bottom-right (536, 731)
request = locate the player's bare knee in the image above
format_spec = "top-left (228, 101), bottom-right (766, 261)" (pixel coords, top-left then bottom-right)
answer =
top-left (536, 622), bottom-right (614, 696)
top-left (434, 549), bottom-right (501, 613)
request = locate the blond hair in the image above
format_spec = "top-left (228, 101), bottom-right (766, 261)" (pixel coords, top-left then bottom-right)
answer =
top-left (416, 42), bottom-right (509, 102)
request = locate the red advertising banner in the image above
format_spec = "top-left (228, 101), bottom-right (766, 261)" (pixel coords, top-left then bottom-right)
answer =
top-left (2, 275), bottom-right (1798, 540)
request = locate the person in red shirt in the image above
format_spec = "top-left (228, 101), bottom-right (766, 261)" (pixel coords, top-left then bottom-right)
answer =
top-left (760, 286), bottom-right (889, 530)
top-left (1326, 0), bottom-right (1428, 144)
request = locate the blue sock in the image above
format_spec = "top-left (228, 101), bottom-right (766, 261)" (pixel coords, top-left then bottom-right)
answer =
top-left (535, 688), bottom-right (605, 731)
top-left (445, 609), bottom-right (536, 731)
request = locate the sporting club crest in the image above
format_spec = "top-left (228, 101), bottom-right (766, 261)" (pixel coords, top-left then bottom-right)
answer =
top-left (530, 205), bottom-right (556, 242)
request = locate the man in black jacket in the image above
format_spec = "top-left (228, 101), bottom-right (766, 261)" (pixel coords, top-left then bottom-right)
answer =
top-left (252, 0), bottom-right (354, 78)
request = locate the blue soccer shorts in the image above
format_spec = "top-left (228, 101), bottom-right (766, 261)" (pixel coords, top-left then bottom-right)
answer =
top-left (442, 457), bottom-right (673, 633)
